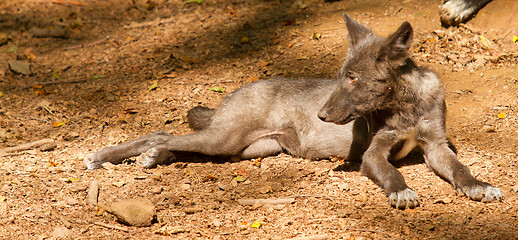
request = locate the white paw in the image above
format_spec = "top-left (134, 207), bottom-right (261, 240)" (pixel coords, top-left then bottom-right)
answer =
top-left (137, 148), bottom-right (175, 169)
top-left (84, 154), bottom-right (102, 169)
top-left (440, 0), bottom-right (476, 25)
top-left (464, 184), bottom-right (503, 203)
top-left (388, 188), bottom-right (419, 209)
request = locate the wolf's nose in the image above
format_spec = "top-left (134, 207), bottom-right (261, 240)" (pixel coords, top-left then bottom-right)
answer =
top-left (317, 110), bottom-right (328, 122)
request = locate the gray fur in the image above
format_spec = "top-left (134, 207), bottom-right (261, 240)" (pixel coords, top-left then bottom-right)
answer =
top-left (85, 78), bottom-right (354, 169)
top-left (84, 13), bottom-right (502, 209)
top-left (318, 13), bottom-right (502, 209)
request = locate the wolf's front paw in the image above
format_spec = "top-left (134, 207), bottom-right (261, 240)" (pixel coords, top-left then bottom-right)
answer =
top-left (84, 154), bottom-right (103, 170)
top-left (460, 183), bottom-right (503, 203)
top-left (137, 147), bottom-right (175, 168)
top-left (440, 0), bottom-right (475, 26)
top-left (388, 188), bottom-right (420, 209)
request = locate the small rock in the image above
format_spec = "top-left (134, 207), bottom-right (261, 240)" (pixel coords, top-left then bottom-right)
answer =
top-left (481, 125), bottom-right (496, 133)
top-left (29, 26), bottom-right (67, 38)
top-left (0, 128), bottom-right (8, 139)
top-left (64, 197), bottom-right (79, 206)
top-left (111, 180), bottom-right (125, 187)
top-left (511, 185), bottom-right (518, 193)
top-left (211, 219), bottom-right (223, 228)
top-left (8, 60), bottom-right (31, 75)
top-left (102, 162), bottom-right (116, 170)
top-left (36, 100), bottom-right (51, 110)
top-left (217, 183), bottom-right (228, 191)
top-left (39, 142), bottom-right (57, 152)
top-left (51, 226), bottom-right (69, 239)
top-left (179, 183), bottom-right (190, 190)
top-left (63, 132), bottom-right (80, 141)
top-left (183, 206), bottom-right (203, 214)
top-left (151, 186), bottom-right (163, 194)
top-left (110, 198), bottom-right (155, 227)
top-left (258, 185), bottom-right (272, 194)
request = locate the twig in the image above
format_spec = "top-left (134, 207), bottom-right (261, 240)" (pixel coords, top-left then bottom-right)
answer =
top-left (33, 0), bottom-right (87, 5)
top-left (123, 18), bottom-right (175, 29)
top-left (458, 24), bottom-right (483, 35)
top-left (343, 227), bottom-right (386, 234)
top-left (22, 79), bottom-right (87, 89)
top-left (286, 235), bottom-right (328, 240)
top-left (64, 36), bottom-right (110, 50)
top-left (94, 222), bottom-right (129, 232)
top-left (87, 181), bottom-right (99, 209)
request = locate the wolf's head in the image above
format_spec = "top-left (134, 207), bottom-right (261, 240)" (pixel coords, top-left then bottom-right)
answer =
top-left (318, 13), bottom-right (414, 124)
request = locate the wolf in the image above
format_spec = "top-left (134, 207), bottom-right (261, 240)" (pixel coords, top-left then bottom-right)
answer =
top-left (84, 13), bottom-right (502, 209)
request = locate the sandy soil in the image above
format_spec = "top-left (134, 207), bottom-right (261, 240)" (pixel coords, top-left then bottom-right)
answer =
top-left (0, 0), bottom-right (517, 239)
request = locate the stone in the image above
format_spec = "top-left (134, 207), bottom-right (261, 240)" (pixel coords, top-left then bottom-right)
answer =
top-left (110, 198), bottom-right (155, 227)
top-left (8, 60), bottom-right (31, 75)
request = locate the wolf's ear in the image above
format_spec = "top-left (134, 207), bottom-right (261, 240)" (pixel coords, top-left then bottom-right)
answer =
top-left (378, 21), bottom-right (413, 66)
top-left (343, 13), bottom-right (373, 46)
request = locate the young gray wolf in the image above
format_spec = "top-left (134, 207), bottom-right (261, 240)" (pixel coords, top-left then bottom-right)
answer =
top-left (85, 13), bottom-right (502, 209)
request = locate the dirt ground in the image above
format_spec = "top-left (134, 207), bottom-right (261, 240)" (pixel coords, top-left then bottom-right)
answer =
top-left (0, 0), bottom-right (517, 239)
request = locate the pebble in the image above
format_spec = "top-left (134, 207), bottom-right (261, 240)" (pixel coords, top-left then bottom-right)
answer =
top-left (183, 206), bottom-right (203, 214)
top-left (51, 226), bottom-right (69, 239)
top-left (211, 219), bottom-right (223, 228)
top-left (110, 198), bottom-right (155, 227)
top-left (102, 162), bottom-right (116, 170)
top-left (39, 142), bottom-right (57, 152)
top-left (8, 60), bottom-right (31, 75)
top-left (512, 185), bottom-right (518, 193)
top-left (63, 132), bottom-right (80, 141)
top-left (179, 183), bottom-right (191, 190)
top-left (151, 186), bottom-right (163, 194)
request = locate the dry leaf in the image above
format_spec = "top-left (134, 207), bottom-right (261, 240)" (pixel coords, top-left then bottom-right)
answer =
top-left (258, 60), bottom-right (270, 67)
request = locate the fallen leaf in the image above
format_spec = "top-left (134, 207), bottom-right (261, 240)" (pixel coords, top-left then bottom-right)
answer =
top-left (31, 85), bottom-right (43, 89)
top-left (513, 35), bottom-right (518, 43)
top-left (497, 111), bottom-right (506, 119)
top-left (3, 46), bottom-right (17, 53)
top-left (313, 32), bottom-right (321, 40)
top-left (34, 89), bottom-right (49, 96)
top-left (210, 87), bottom-right (225, 93)
top-left (53, 70), bottom-right (60, 79)
top-left (149, 82), bottom-right (158, 91)
top-left (297, 55), bottom-right (308, 60)
top-left (93, 75), bottom-right (104, 79)
top-left (48, 160), bottom-right (58, 167)
top-left (480, 35), bottom-right (491, 47)
top-left (258, 60), bottom-right (270, 67)
top-left (123, 108), bottom-right (138, 114)
top-left (240, 36), bottom-right (250, 44)
top-left (65, 177), bottom-right (80, 183)
top-left (53, 120), bottom-right (69, 128)
top-left (251, 220), bottom-right (262, 228)
top-left (0, 92), bottom-right (3, 98)
top-left (282, 20), bottom-right (295, 26)
top-left (247, 76), bottom-right (260, 82)
top-left (233, 176), bottom-right (246, 182)
top-left (202, 174), bottom-right (217, 182)
top-left (183, 0), bottom-right (203, 4)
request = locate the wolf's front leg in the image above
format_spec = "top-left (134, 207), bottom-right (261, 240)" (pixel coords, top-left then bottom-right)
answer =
top-left (84, 130), bottom-right (173, 169)
top-left (361, 130), bottom-right (419, 209)
top-left (421, 138), bottom-right (502, 203)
